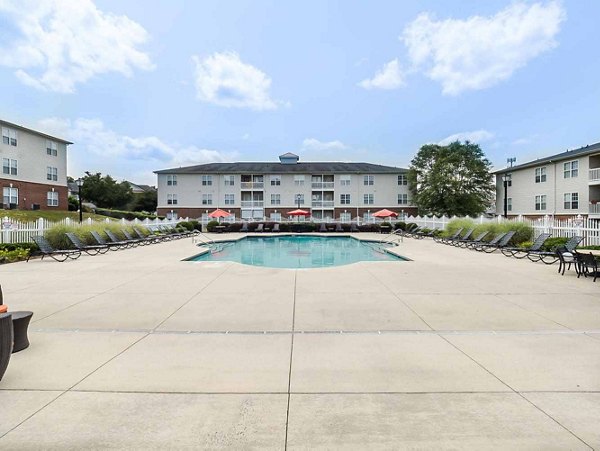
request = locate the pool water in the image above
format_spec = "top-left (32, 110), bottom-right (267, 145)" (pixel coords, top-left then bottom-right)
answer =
top-left (189, 235), bottom-right (405, 268)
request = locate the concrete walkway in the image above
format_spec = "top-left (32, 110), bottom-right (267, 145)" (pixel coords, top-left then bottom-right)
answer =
top-left (0, 233), bottom-right (599, 449)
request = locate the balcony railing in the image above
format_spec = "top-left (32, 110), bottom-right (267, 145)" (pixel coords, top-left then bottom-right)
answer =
top-left (590, 168), bottom-right (600, 182)
top-left (590, 202), bottom-right (600, 215)
top-left (312, 200), bottom-right (335, 208)
top-left (240, 182), bottom-right (264, 189)
top-left (240, 201), bottom-right (264, 208)
top-left (311, 182), bottom-right (335, 189)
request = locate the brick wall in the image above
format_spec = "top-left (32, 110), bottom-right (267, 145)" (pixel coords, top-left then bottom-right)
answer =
top-left (0, 178), bottom-right (68, 211)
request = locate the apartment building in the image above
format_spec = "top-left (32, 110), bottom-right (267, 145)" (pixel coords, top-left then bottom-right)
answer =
top-left (0, 120), bottom-right (72, 211)
top-left (155, 153), bottom-right (416, 221)
top-left (495, 141), bottom-right (600, 219)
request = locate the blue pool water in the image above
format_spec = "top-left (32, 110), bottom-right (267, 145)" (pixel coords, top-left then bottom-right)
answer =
top-left (188, 235), bottom-right (405, 268)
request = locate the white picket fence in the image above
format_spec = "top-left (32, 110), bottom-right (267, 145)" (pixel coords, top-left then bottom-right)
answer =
top-left (0, 216), bottom-right (185, 244)
top-left (404, 214), bottom-right (600, 247)
top-left (2, 214), bottom-right (599, 246)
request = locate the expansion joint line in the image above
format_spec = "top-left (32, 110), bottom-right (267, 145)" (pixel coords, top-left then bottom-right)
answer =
top-left (284, 270), bottom-right (298, 450)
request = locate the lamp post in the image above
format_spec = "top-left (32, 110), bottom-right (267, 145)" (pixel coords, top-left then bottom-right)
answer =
top-left (503, 157), bottom-right (516, 219)
top-left (295, 194), bottom-right (301, 209)
top-left (76, 178), bottom-right (83, 223)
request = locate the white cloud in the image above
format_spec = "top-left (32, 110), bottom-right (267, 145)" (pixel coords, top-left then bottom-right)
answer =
top-left (37, 117), bottom-right (237, 184)
top-left (302, 138), bottom-right (348, 152)
top-left (0, 0), bottom-right (154, 93)
top-left (192, 51), bottom-right (280, 110)
top-left (402, 1), bottom-right (565, 95)
top-left (358, 59), bottom-right (405, 90)
top-left (438, 129), bottom-right (494, 145)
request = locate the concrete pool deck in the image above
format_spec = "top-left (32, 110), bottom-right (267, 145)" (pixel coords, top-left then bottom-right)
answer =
top-left (0, 233), bottom-right (599, 449)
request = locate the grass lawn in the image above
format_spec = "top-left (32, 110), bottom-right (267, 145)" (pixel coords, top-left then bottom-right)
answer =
top-left (0, 210), bottom-right (113, 222)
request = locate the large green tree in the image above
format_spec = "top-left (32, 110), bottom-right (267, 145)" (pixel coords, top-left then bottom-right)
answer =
top-left (80, 172), bottom-right (134, 209)
top-left (407, 141), bottom-right (495, 216)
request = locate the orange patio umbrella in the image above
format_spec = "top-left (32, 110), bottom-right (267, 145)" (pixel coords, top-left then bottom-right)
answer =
top-left (208, 208), bottom-right (232, 222)
top-left (287, 209), bottom-right (311, 216)
top-left (371, 209), bottom-right (399, 218)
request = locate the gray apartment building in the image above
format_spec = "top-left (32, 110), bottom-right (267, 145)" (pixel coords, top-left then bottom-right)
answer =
top-left (495, 141), bottom-right (600, 219)
top-left (155, 153), bottom-right (416, 221)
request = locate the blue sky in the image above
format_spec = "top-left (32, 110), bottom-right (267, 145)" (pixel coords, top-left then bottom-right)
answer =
top-left (0, 0), bottom-right (598, 184)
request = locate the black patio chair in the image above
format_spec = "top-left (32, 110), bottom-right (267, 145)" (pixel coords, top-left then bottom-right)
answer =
top-left (527, 235), bottom-right (584, 264)
top-left (134, 227), bottom-right (163, 244)
top-left (105, 230), bottom-right (138, 248)
top-left (29, 236), bottom-right (81, 262)
top-left (318, 223), bottom-right (327, 233)
top-left (240, 222), bottom-right (249, 233)
top-left (335, 223), bottom-right (343, 232)
top-left (350, 223), bottom-right (360, 233)
top-left (255, 223), bottom-right (264, 233)
top-left (272, 223), bottom-right (280, 233)
top-left (575, 252), bottom-right (599, 282)
top-left (91, 231), bottom-right (127, 250)
top-left (450, 228), bottom-right (475, 246)
top-left (458, 231), bottom-right (489, 248)
top-left (0, 312), bottom-right (13, 381)
top-left (436, 228), bottom-right (464, 244)
top-left (556, 246), bottom-right (577, 276)
top-left (501, 233), bottom-right (552, 259)
top-left (65, 232), bottom-right (110, 255)
top-left (473, 231), bottom-right (516, 253)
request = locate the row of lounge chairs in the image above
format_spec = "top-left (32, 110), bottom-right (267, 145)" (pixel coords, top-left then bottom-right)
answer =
top-left (29, 226), bottom-right (197, 262)
top-left (238, 222), bottom-right (361, 233)
top-left (435, 228), bottom-right (517, 253)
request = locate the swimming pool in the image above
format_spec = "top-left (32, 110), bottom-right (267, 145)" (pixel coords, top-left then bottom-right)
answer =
top-left (188, 235), bottom-right (405, 268)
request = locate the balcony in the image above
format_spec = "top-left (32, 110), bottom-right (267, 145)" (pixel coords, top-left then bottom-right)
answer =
top-left (590, 168), bottom-right (600, 184)
top-left (312, 200), bottom-right (335, 208)
top-left (311, 182), bottom-right (335, 189)
top-left (590, 202), bottom-right (600, 215)
top-left (240, 182), bottom-right (264, 189)
top-left (240, 201), bottom-right (264, 208)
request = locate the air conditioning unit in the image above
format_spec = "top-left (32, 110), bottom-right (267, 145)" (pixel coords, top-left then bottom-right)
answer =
top-left (31, 204), bottom-right (40, 210)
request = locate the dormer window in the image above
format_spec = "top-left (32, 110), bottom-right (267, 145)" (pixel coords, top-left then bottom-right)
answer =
top-left (279, 152), bottom-right (299, 165)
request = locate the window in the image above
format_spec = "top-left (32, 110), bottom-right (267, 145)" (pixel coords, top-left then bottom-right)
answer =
top-left (363, 175), bottom-right (374, 186)
top-left (535, 195), bottom-right (547, 211)
top-left (166, 175), bottom-right (177, 186)
top-left (398, 174), bottom-right (407, 185)
top-left (340, 194), bottom-right (351, 205)
top-left (295, 194), bottom-right (304, 205)
top-left (340, 175), bottom-right (351, 186)
top-left (3, 187), bottom-right (18, 205)
top-left (363, 194), bottom-right (374, 205)
top-left (271, 194), bottom-right (281, 205)
top-left (167, 194), bottom-right (178, 205)
top-left (201, 175), bottom-right (212, 186)
top-left (294, 175), bottom-right (305, 186)
top-left (535, 167), bottom-right (546, 183)
top-left (564, 192), bottom-right (579, 210)
top-left (398, 193), bottom-right (408, 205)
top-left (2, 127), bottom-right (17, 146)
top-left (224, 194), bottom-right (235, 205)
top-left (340, 212), bottom-right (351, 222)
top-left (202, 194), bottom-right (212, 205)
top-left (224, 175), bottom-right (234, 186)
top-left (563, 160), bottom-right (579, 178)
top-left (507, 198), bottom-right (512, 212)
top-left (2, 158), bottom-right (17, 175)
top-left (46, 166), bottom-right (58, 181)
top-left (46, 140), bottom-right (58, 156)
top-left (270, 212), bottom-right (282, 222)
top-left (270, 175), bottom-right (281, 186)
top-left (47, 191), bottom-right (59, 207)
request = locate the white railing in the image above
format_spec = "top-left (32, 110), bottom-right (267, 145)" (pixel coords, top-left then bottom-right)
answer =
top-left (240, 182), bottom-right (264, 189)
top-left (590, 203), bottom-right (600, 215)
top-left (311, 201), bottom-right (335, 208)
top-left (240, 201), bottom-right (264, 207)
top-left (311, 182), bottom-right (335, 189)
top-left (0, 216), bottom-right (185, 244)
top-left (589, 168), bottom-right (600, 182)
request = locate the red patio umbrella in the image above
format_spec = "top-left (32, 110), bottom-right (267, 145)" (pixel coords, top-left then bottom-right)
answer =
top-left (208, 208), bottom-right (232, 218)
top-left (287, 209), bottom-right (310, 216)
top-left (372, 209), bottom-right (398, 218)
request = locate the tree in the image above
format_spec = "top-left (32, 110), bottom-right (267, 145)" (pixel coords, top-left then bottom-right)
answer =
top-left (131, 189), bottom-right (157, 212)
top-left (407, 141), bottom-right (495, 216)
top-left (80, 172), bottom-right (133, 209)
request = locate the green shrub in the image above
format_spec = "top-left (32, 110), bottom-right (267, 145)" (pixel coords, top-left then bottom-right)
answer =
top-left (189, 220), bottom-right (201, 231)
top-left (0, 242), bottom-right (39, 253)
top-left (405, 223), bottom-right (419, 232)
top-left (540, 237), bottom-right (569, 251)
top-left (394, 221), bottom-right (406, 231)
top-left (580, 245), bottom-right (600, 250)
top-left (519, 241), bottom-right (533, 249)
top-left (444, 219), bottom-right (532, 245)
top-left (177, 221), bottom-right (194, 231)
top-left (206, 220), bottom-right (220, 232)
top-left (358, 223), bottom-right (381, 233)
top-left (0, 248), bottom-right (30, 263)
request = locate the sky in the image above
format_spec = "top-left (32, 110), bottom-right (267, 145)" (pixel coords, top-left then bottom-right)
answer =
top-left (0, 0), bottom-right (598, 185)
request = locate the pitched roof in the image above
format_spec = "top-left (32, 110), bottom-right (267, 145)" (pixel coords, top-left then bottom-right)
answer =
top-left (0, 119), bottom-right (73, 144)
top-left (494, 141), bottom-right (600, 174)
top-left (154, 161), bottom-right (407, 174)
